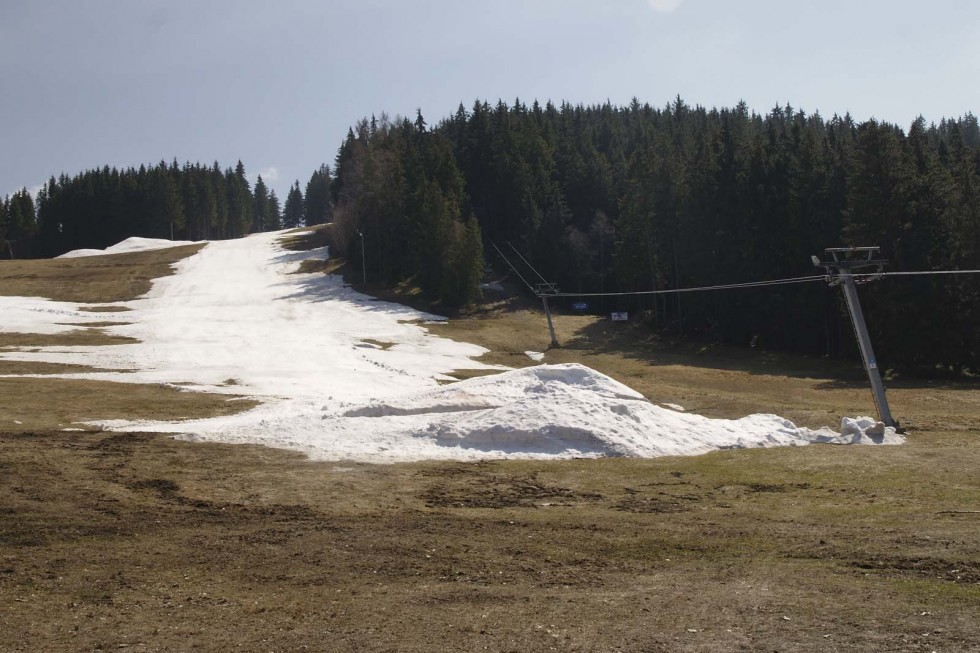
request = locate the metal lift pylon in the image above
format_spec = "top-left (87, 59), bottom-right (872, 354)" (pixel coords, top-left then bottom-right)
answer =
top-left (812, 247), bottom-right (897, 428)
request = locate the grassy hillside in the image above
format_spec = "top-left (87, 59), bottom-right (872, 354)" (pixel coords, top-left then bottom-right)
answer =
top-left (0, 232), bottom-right (978, 651)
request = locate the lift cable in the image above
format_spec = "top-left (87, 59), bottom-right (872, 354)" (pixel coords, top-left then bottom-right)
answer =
top-left (858, 269), bottom-right (980, 278)
top-left (550, 274), bottom-right (827, 299)
top-left (506, 242), bottom-right (550, 284)
top-left (490, 241), bottom-right (537, 294)
top-left (542, 269), bottom-right (980, 300)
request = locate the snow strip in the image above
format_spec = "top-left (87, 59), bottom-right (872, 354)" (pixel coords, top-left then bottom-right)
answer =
top-left (3, 229), bottom-right (903, 462)
top-left (101, 363), bottom-right (902, 462)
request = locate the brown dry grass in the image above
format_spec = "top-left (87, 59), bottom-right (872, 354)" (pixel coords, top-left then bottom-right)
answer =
top-left (1, 425), bottom-right (977, 652)
top-left (0, 377), bottom-right (255, 431)
top-left (0, 360), bottom-right (120, 375)
top-left (0, 240), bottom-right (978, 651)
top-left (0, 330), bottom-right (138, 348)
top-left (78, 305), bottom-right (132, 312)
top-left (0, 244), bottom-right (204, 303)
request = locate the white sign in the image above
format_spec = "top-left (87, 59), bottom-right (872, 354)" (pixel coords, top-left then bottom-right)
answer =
top-left (611, 312), bottom-right (628, 322)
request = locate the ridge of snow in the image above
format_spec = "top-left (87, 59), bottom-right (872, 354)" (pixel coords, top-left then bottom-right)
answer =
top-left (56, 237), bottom-right (197, 258)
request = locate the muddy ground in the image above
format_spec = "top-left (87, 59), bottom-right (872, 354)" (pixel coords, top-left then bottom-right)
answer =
top-left (1, 239), bottom-right (978, 651)
top-left (1, 422), bottom-right (978, 652)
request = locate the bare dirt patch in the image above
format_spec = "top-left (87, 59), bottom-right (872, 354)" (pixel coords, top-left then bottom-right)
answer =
top-left (55, 320), bottom-right (133, 327)
top-left (292, 258), bottom-right (327, 274)
top-left (359, 338), bottom-right (396, 350)
top-left (78, 305), bottom-right (132, 312)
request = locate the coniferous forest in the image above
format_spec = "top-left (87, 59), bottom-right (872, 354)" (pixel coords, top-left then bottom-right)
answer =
top-left (0, 160), bottom-right (333, 260)
top-left (3, 98), bottom-right (979, 373)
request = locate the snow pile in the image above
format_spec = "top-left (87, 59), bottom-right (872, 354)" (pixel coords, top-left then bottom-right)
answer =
top-left (106, 363), bottom-right (901, 462)
top-left (56, 237), bottom-right (197, 258)
top-left (2, 229), bottom-right (904, 463)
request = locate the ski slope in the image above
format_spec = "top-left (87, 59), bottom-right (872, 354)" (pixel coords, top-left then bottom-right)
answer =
top-left (1, 230), bottom-right (903, 461)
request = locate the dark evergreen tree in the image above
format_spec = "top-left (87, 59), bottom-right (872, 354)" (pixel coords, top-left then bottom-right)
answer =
top-left (266, 189), bottom-right (282, 231)
top-left (304, 165), bottom-right (333, 225)
top-left (228, 161), bottom-right (252, 237)
top-left (252, 175), bottom-right (269, 233)
top-left (283, 181), bottom-right (304, 228)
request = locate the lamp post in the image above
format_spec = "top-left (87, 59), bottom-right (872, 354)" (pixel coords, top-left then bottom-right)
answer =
top-left (356, 229), bottom-right (366, 284)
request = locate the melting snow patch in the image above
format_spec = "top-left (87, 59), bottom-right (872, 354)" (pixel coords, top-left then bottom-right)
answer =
top-left (5, 230), bottom-right (905, 463)
top-left (525, 351), bottom-right (545, 362)
top-left (102, 364), bottom-right (904, 463)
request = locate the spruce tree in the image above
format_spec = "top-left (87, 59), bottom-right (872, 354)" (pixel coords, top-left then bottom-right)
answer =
top-left (252, 175), bottom-right (269, 233)
top-left (283, 181), bottom-right (304, 228)
top-left (267, 189), bottom-right (282, 231)
top-left (304, 165), bottom-right (333, 225)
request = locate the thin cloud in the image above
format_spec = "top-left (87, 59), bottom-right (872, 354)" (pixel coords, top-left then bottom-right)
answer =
top-left (3, 183), bottom-right (44, 199)
top-left (647, 0), bottom-right (683, 13)
top-left (258, 166), bottom-right (279, 182)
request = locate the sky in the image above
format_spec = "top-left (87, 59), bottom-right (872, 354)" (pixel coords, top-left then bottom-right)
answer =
top-left (1, 0), bottom-right (978, 201)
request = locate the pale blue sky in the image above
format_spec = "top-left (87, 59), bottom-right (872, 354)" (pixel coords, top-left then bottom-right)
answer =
top-left (2, 0), bottom-right (977, 201)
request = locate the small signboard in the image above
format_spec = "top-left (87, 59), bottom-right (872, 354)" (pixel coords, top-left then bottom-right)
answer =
top-left (611, 312), bottom-right (628, 322)
top-left (572, 302), bottom-right (588, 311)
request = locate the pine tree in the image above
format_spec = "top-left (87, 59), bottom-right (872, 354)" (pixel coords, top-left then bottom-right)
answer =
top-left (266, 189), bottom-right (282, 231)
top-left (228, 161), bottom-right (252, 237)
top-left (304, 165), bottom-right (333, 225)
top-left (0, 196), bottom-right (8, 255)
top-left (283, 181), bottom-right (304, 228)
top-left (442, 215), bottom-right (484, 306)
top-left (252, 175), bottom-right (269, 233)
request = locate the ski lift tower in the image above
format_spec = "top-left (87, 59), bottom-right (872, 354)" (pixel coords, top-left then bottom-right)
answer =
top-left (812, 247), bottom-right (896, 428)
top-left (536, 282), bottom-right (560, 348)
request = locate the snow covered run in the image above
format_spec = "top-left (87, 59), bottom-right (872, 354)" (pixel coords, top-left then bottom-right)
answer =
top-left (1, 230), bottom-right (903, 462)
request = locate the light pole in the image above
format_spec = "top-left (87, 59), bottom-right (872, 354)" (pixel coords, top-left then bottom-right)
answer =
top-left (356, 229), bottom-right (366, 284)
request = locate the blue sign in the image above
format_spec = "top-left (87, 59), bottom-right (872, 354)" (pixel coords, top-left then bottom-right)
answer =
top-left (572, 302), bottom-right (588, 311)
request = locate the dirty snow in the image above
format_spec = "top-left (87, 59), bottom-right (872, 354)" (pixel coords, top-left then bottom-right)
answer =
top-left (1, 229), bottom-right (903, 462)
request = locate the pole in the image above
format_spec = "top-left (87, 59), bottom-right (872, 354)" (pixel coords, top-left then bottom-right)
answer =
top-left (357, 230), bottom-right (366, 284)
top-left (541, 296), bottom-right (559, 348)
top-left (839, 272), bottom-right (895, 427)
top-left (814, 247), bottom-right (896, 428)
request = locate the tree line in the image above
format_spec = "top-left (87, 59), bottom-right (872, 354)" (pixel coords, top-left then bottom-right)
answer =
top-left (1, 160), bottom-right (333, 259)
top-left (5, 97), bottom-right (979, 372)
top-left (332, 99), bottom-right (980, 373)
top-left (330, 112), bottom-right (484, 307)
